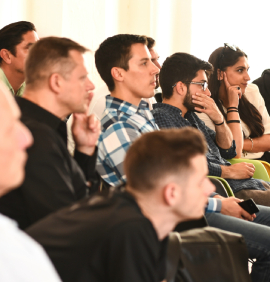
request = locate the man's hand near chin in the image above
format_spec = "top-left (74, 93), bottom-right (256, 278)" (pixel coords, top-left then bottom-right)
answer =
top-left (213, 195), bottom-right (256, 221)
top-left (72, 113), bottom-right (100, 156)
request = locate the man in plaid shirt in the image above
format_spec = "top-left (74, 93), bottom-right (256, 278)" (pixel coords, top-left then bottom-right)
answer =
top-left (95, 35), bottom-right (230, 214)
top-left (95, 34), bottom-right (160, 187)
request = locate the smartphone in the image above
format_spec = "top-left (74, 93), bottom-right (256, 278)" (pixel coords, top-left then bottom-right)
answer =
top-left (238, 198), bottom-right (259, 214)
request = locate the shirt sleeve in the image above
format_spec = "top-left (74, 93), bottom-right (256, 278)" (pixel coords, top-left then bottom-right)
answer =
top-left (74, 148), bottom-right (100, 194)
top-left (97, 122), bottom-right (141, 186)
top-left (205, 197), bottom-right (222, 213)
top-left (208, 161), bottom-right (222, 177)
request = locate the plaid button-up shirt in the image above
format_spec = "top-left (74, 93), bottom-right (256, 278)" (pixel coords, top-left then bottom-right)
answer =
top-left (97, 96), bottom-right (159, 186)
top-left (152, 103), bottom-right (266, 194)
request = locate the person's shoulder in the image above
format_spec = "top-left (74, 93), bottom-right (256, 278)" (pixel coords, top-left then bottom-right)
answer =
top-left (100, 112), bottom-right (141, 139)
top-left (152, 103), bottom-right (171, 116)
top-left (245, 83), bottom-right (261, 102)
top-left (89, 192), bottom-right (152, 230)
top-left (106, 194), bottom-right (157, 245)
top-left (24, 119), bottom-right (60, 147)
top-left (0, 214), bottom-right (45, 258)
top-left (22, 118), bottom-right (68, 161)
top-left (0, 215), bottom-right (61, 282)
top-left (27, 191), bottom-right (152, 242)
top-left (245, 83), bottom-right (259, 94)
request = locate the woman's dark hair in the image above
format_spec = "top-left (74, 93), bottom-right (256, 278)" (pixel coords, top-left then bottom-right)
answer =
top-left (208, 46), bottom-right (264, 138)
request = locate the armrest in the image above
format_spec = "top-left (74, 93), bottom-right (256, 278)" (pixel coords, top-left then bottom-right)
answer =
top-left (208, 176), bottom-right (234, 197)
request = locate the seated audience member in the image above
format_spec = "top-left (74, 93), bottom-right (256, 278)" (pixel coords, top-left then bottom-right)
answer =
top-left (253, 69), bottom-right (270, 114)
top-left (197, 45), bottom-right (270, 162)
top-left (152, 52), bottom-right (270, 282)
top-left (95, 34), bottom-right (160, 187)
top-left (154, 51), bottom-right (270, 206)
top-left (0, 21), bottom-right (38, 96)
top-left (95, 34), bottom-right (231, 224)
top-left (88, 36), bottom-right (160, 120)
top-left (67, 36), bottom-right (160, 156)
top-left (0, 37), bottom-right (100, 229)
top-left (27, 128), bottom-right (214, 282)
top-left (0, 82), bottom-right (61, 282)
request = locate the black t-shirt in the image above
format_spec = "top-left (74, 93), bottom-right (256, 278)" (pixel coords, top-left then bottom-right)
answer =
top-left (26, 190), bottom-right (168, 282)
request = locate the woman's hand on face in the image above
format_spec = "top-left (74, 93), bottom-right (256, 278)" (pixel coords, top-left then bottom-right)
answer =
top-left (224, 72), bottom-right (242, 108)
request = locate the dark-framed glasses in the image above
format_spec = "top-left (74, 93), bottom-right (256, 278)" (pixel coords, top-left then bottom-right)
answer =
top-left (172, 81), bottom-right (208, 91)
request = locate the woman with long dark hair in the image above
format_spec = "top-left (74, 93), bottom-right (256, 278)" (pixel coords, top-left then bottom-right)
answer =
top-left (197, 44), bottom-right (270, 161)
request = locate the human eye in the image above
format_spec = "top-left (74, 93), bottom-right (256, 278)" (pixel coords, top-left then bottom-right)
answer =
top-left (25, 43), bottom-right (33, 50)
top-left (237, 69), bottom-right (243, 73)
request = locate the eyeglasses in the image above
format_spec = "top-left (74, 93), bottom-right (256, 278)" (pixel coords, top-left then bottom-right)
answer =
top-left (172, 81), bottom-right (208, 91)
top-left (219, 43), bottom-right (237, 69)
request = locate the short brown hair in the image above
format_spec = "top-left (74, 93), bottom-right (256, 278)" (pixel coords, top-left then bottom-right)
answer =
top-left (124, 127), bottom-right (207, 192)
top-left (25, 37), bottom-right (88, 88)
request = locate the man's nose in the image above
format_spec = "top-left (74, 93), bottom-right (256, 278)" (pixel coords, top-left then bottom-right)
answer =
top-left (152, 63), bottom-right (160, 75)
top-left (86, 77), bottom-right (95, 91)
top-left (204, 87), bottom-right (211, 97)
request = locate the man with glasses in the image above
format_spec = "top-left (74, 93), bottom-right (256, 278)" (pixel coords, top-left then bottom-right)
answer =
top-left (152, 52), bottom-right (270, 282)
top-left (152, 52), bottom-right (261, 197)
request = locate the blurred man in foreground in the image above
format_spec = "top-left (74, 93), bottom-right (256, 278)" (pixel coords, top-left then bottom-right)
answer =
top-left (0, 81), bottom-right (61, 281)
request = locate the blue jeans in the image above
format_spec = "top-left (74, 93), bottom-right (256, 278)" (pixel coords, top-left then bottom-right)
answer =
top-left (206, 205), bottom-right (270, 282)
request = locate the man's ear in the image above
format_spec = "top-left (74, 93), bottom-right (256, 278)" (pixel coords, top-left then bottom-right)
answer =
top-left (111, 67), bottom-right (124, 82)
top-left (48, 73), bottom-right (63, 94)
top-left (0, 49), bottom-right (12, 65)
top-left (217, 69), bottom-right (224, 80)
top-left (175, 81), bottom-right (187, 97)
top-left (163, 182), bottom-right (179, 207)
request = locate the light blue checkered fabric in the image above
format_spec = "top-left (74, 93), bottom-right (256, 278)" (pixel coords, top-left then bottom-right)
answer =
top-left (97, 96), bottom-right (159, 186)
